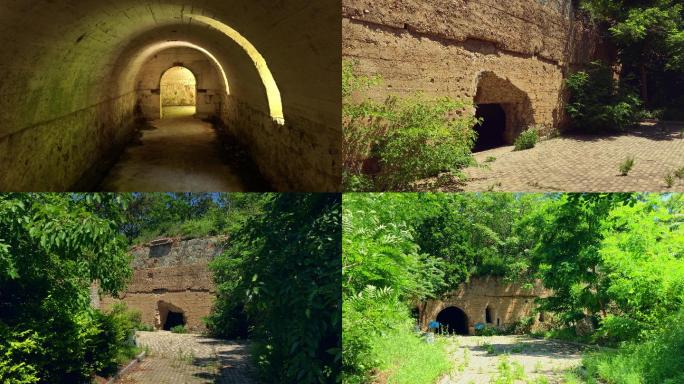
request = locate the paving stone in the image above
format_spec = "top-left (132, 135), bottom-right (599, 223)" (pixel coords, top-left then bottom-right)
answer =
top-left (116, 331), bottom-right (254, 384)
top-left (459, 122), bottom-right (684, 192)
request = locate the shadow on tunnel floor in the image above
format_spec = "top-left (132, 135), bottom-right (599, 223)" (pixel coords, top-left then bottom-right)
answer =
top-left (80, 116), bottom-right (272, 192)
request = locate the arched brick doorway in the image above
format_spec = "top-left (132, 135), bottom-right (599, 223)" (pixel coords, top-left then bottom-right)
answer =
top-left (436, 306), bottom-right (469, 335)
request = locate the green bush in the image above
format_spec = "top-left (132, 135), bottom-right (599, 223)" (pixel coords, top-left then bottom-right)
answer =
top-left (343, 60), bottom-right (478, 191)
top-left (583, 310), bottom-right (684, 384)
top-left (566, 61), bottom-right (641, 132)
top-left (209, 194), bottom-right (341, 383)
top-left (343, 286), bottom-right (450, 384)
top-left (513, 128), bottom-right (539, 151)
top-left (170, 325), bottom-right (187, 334)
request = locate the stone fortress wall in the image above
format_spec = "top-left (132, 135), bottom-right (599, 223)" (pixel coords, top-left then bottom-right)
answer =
top-left (420, 276), bottom-right (551, 335)
top-left (342, 0), bottom-right (612, 143)
top-left (100, 236), bottom-right (225, 333)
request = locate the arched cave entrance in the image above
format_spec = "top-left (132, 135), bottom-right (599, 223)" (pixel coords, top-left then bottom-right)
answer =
top-left (436, 306), bottom-right (469, 335)
top-left (157, 301), bottom-right (187, 331)
top-left (474, 104), bottom-right (507, 152)
top-left (485, 305), bottom-right (493, 324)
top-left (160, 66), bottom-right (197, 118)
top-left (473, 71), bottom-right (534, 151)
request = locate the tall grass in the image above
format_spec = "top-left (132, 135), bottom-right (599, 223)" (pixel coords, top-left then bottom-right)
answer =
top-left (373, 331), bottom-right (451, 384)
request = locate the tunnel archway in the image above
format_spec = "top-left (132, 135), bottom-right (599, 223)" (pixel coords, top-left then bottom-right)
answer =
top-left (474, 104), bottom-right (507, 152)
top-left (160, 66), bottom-right (197, 119)
top-left (436, 306), bottom-right (469, 335)
top-left (0, 1), bottom-right (340, 192)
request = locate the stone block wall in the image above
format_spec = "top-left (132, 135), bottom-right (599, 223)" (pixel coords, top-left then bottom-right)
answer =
top-left (420, 276), bottom-right (551, 334)
top-left (342, 0), bottom-right (611, 139)
top-left (101, 236), bottom-right (225, 333)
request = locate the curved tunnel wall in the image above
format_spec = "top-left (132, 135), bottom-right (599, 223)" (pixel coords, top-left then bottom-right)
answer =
top-left (0, 0), bottom-right (341, 191)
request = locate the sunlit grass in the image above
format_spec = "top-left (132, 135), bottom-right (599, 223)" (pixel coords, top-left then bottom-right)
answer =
top-left (373, 331), bottom-right (452, 384)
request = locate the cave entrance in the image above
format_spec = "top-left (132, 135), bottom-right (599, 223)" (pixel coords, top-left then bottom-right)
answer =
top-left (157, 301), bottom-right (186, 331)
top-left (164, 311), bottom-right (185, 330)
top-left (436, 306), bottom-right (469, 335)
top-left (474, 104), bottom-right (507, 152)
top-left (160, 66), bottom-right (197, 119)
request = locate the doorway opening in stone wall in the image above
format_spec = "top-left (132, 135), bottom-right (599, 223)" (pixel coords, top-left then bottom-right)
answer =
top-left (436, 306), bottom-right (469, 335)
top-left (157, 301), bottom-right (187, 331)
top-left (473, 103), bottom-right (507, 152)
top-left (160, 66), bottom-right (197, 119)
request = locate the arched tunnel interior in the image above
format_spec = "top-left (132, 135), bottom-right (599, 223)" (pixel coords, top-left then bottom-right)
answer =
top-left (436, 306), bottom-right (469, 335)
top-left (0, 1), bottom-right (341, 192)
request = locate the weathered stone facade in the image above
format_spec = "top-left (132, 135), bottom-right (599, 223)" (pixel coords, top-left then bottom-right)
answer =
top-left (419, 276), bottom-right (550, 335)
top-left (101, 236), bottom-right (225, 333)
top-left (342, 0), bottom-right (612, 143)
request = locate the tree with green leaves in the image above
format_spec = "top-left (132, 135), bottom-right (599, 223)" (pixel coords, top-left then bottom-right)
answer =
top-left (580, 0), bottom-right (683, 111)
top-left (208, 194), bottom-right (341, 383)
top-left (0, 193), bottom-right (133, 383)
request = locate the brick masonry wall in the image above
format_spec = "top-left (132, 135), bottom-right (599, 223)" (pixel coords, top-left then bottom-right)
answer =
top-left (342, 0), bottom-right (611, 139)
top-left (420, 276), bottom-right (551, 334)
top-left (101, 236), bottom-right (226, 333)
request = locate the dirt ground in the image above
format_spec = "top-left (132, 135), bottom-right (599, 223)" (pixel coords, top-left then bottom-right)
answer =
top-left (441, 335), bottom-right (584, 384)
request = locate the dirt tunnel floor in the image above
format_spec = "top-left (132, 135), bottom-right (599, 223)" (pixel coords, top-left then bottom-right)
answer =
top-left (447, 121), bottom-right (684, 192)
top-left (116, 331), bottom-right (254, 384)
top-left (442, 335), bottom-right (583, 384)
top-left (98, 107), bottom-right (255, 192)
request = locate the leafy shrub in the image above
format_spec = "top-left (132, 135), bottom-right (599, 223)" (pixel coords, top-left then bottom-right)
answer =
top-left (136, 324), bottom-right (154, 332)
top-left (343, 286), bottom-right (410, 382)
top-left (209, 195), bottom-right (341, 383)
top-left (0, 329), bottom-right (40, 384)
top-left (583, 310), bottom-right (684, 384)
top-left (170, 325), bottom-right (187, 334)
top-left (566, 61), bottom-right (641, 132)
top-left (619, 156), bottom-right (635, 175)
top-left (343, 286), bottom-right (450, 384)
top-left (513, 127), bottom-right (538, 151)
top-left (343, 60), bottom-right (478, 191)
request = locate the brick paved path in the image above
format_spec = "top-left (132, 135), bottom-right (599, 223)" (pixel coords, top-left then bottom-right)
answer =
top-left (457, 121), bottom-right (684, 192)
top-left (116, 331), bottom-right (254, 384)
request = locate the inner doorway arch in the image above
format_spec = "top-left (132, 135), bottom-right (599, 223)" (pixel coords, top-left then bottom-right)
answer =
top-left (160, 66), bottom-right (197, 118)
top-left (436, 306), bottom-right (469, 335)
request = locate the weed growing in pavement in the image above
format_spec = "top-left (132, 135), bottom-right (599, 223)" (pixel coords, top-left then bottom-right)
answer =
top-left (619, 156), bottom-right (635, 176)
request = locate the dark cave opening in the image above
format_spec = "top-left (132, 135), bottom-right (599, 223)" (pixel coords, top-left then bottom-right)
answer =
top-left (436, 306), bottom-right (469, 335)
top-left (474, 103), bottom-right (507, 152)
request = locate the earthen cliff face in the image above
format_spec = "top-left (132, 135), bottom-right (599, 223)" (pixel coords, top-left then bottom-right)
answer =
top-left (343, 0), bottom-right (610, 140)
top-left (101, 236), bottom-right (225, 333)
top-left (420, 276), bottom-right (550, 334)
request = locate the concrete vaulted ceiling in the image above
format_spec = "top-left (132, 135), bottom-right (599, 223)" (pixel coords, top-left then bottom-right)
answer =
top-left (0, 0), bottom-right (339, 138)
top-left (0, 0), bottom-right (341, 191)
